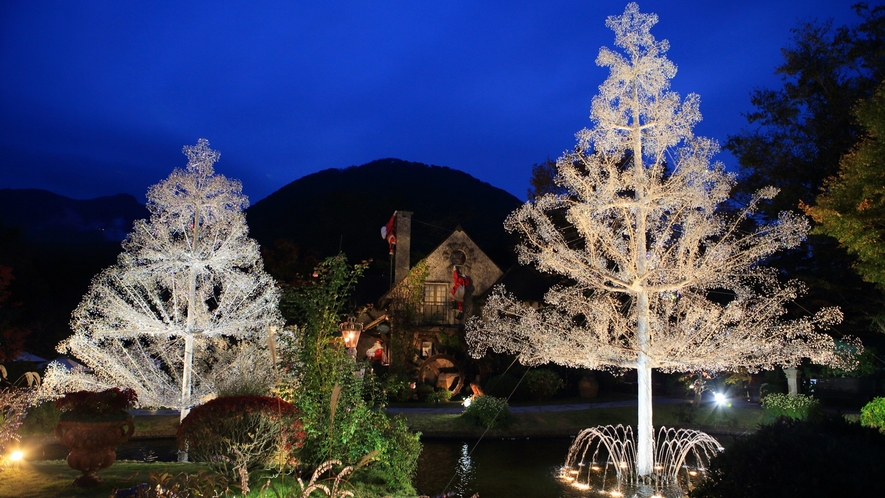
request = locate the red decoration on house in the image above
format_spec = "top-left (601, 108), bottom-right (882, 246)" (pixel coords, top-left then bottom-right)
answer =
top-left (451, 267), bottom-right (471, 312)
top-left (380, 213), bottom-right (397, 254)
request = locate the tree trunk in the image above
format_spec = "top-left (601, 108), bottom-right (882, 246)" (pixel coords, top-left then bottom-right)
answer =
top-left (636, 354), bottom-right (654, 477)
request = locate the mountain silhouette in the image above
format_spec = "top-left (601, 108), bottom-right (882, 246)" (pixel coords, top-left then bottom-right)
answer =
top-left (246, 158), bottom-right (523, 279)
top-left (0, 161), bottom-right (525, 357)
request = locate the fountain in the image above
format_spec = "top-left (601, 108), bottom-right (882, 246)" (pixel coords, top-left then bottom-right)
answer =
top-left (560, 425), bottom-right (723, 497)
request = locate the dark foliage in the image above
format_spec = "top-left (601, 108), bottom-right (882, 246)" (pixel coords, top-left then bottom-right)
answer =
top-left (725, 4), bottom-right (885, 340)
top-left (177, 395), bottom-right (305, 475)
top-left (691, 415), bottom-right (885, 497)
top-left (0, 190), bottom-right (148, 358)
top-left (55, 387), bottom-right (137, 422)
top-left (246, 159), bottom-right (522, 283)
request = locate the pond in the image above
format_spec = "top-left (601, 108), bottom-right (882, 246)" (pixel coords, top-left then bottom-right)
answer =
top-left (31, 436), bottom-right (726, 497)
top-left (415, 437), bottom-right (591, 498)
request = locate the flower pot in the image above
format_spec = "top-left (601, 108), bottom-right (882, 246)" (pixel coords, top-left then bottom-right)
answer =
top-left (55, 415), bottom-right (135, 487)
top-left (579, 376), bottom-right (599, 399)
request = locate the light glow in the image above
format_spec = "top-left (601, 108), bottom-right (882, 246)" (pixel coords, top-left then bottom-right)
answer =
top-left (714, 392), bottom-right (727, 405)
top-left (9, 450), bottom-right (24, 462)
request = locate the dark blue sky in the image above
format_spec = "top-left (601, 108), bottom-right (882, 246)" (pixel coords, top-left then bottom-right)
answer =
top-left (0, 1), bottom-right (861, 204)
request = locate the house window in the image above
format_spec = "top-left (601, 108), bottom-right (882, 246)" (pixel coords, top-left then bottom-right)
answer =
top-left (423, 282), bottom-right (450, 323)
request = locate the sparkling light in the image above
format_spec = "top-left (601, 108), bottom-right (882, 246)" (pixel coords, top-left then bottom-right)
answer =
top-left (40, 139), bottom-right (283, 418)
top-left (714, 392), bottom-right (727, 405)
top-left (466, 1), bottom-right (853, 480)
top-left (9, 450), bottom-right (23, 462)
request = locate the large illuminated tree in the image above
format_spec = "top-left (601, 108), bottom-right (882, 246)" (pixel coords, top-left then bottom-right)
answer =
top-left (42, 139), bottom-right (282, 423)
top-left (467, 3), bottom-right (853, 478)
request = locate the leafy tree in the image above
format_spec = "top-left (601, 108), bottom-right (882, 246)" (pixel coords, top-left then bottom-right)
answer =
top-left (527, 158), bottom-right (560, 200)
top-left (276, 255), bottom-right (420, 493)
top-left (41, 140), bottom-right (282, 423)
top-left (804, 82), bottom-right (885, 290)
top-left (727, 2), bottom-right (885, 339)
top-left (467, 3), bottom-right (853, 478)
top-left (726, 3), bottom-right (885, 216)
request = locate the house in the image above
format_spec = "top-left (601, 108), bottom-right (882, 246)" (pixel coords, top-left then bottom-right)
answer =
top-left (354, 211), bottom-right (504, 394)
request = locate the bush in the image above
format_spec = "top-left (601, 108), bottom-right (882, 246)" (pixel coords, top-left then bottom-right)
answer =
top-left (690, 416), bottom-right (885, 497)
top-left (415, 383), bottom-right (435, 402)
top-left (18, 399), bottom-right (58, 436)
top-left (524, 369), bottom-right (564, 401)
top-left (485, 373), bottom-right (529, 402)
top-left (761, 393), bottom-right (820, 421)
top-left (382, 374), bottom-right (414, 403)
top-left (861, 397), bottom-right (885, 431)
top-left (425, 388), bottom-right (452, 404)
top-left (462, 396), bottom-right (512, 429)
top-left (177, 395), bottom-right (304, 493)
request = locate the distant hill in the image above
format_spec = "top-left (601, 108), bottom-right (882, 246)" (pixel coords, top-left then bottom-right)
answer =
top-left (0, 188), bottom-right (148, 244)
top-left (246, 158), bottom-right (523, 279)
top-left (0, 189), bottom-right (149, 358)
top-left (0, 163), bottom-right (525, 357)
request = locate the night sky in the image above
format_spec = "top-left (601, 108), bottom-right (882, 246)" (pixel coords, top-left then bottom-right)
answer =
top-left (0, 1), bottom-right (861, 204)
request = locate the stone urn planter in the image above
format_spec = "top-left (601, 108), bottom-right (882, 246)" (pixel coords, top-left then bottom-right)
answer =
top-left (55, 416), bottom-right (135, 486)
top-left (53, 387), bottom-right (138, 487)
top-left (579, 376), bottom-right (599, 398)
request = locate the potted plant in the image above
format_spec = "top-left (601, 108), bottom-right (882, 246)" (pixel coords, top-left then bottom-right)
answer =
top-left (54, 387), bottom-right (137, 486)
top-left (578, 373), bottom-right (599, 399)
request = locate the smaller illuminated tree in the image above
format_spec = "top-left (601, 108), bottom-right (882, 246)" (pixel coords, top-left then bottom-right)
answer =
top-left (42, 140), bottom-right (282, 424)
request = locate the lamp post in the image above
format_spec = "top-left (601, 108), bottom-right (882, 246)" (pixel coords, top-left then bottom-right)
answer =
top-left (339, 316), bottom-right (363, 360)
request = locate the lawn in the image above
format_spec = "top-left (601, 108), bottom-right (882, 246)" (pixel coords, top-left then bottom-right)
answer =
top-left (0, 461), bottom-right (213, 498)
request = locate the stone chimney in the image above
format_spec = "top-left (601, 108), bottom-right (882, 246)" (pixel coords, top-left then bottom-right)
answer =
top-left (394, 211), bottom-right (412, 286)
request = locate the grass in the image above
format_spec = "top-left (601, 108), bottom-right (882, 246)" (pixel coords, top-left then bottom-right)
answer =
top-left (0, 461), bottom-right (416, 498)
top-left (0, 461), bottom-right (212, 498)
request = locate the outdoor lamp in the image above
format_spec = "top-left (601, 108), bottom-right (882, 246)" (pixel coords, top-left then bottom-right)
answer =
top-left (339, 316), bottom-right (363, 358)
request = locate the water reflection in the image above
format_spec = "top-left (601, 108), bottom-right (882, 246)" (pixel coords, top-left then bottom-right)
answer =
top-left (416, 438), bottom-right (597, 498)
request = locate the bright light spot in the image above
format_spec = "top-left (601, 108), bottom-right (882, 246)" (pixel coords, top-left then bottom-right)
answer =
top-left (610, 491), bottom-right (624, 497)
top-left (463, 396), bottom-right (473, 408)
top-left (9, 450), bottom-right (23, 462)
top-left (688, 470), bottom-right (698, 476)
top-left (654, 465), bottom-right (664, 471)
top-left (572, 482), bottom-right (590, 490)
top-left (569, 469), bottom-right (579, 475)
top-left (713, 392), bottom-right (727, 405)
top-left (618, 461), bottom-right (628, 469)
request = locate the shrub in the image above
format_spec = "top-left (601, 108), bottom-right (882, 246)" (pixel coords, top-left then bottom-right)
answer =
top-left (761, 393), bottom-right (820, 421)
top-left (425, 389), bottom-right (452, 404)
top-left (55, 387), bottom-right (137, 422)
top-left (690, 416), bottom-right (885, 497)
top-left (485, 373), bottom-right (528, 402)
top-left (1, 387), bottom-right (33, 471)
top-left (861, 397), bottom-right (885, 431)
top-left (382, 374), bottom-right (414, 403)
top-left (462, 396), bottom-right (512, 429)
top-left (18, 399), bottom-right (59, 435)
top-left (416, 383), bottom-right (435, 401)
top-left (177, 395), bottom-right (305, 494)
top-left (524, 369), bottom-right (564, 401)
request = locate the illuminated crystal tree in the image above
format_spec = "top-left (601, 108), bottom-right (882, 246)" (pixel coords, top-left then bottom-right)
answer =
top-left (42, 139), bottom-right (282, 423)
top-left (466, 3), bottom-right (853, 478)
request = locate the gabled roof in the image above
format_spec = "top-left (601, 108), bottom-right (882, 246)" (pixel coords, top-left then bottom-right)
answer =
top-left (381, 227), bottom-right (503, 303)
